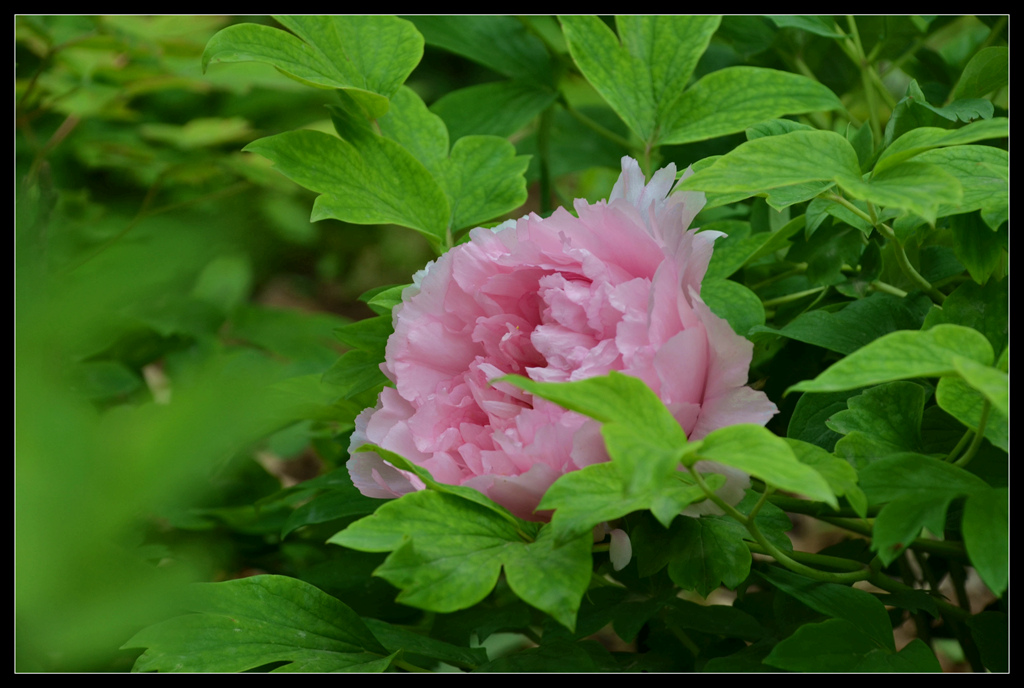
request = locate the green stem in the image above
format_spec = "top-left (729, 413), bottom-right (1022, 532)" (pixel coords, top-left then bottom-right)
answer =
top-left (870, 280), bottom-right (908, 297)
top-left (820, 516), bottom-right (968, 560)
top-left (689, 467), bottom-right (748, 524)
top-left (761, 287), bottom-right (825, 308)
top-left (767, 494), bottom-right (877, 519)
top-left (867, 571), bottom-right (971, 622)
top-left (395, 660), bottom-right (432, 672)
top-left (746, 542), bottom-right (865, 572)
top-left (954, 400), bottom-right (990, 468)
top-left (944, 427), bottom-right (974, 463)
top-left (749, 264), bottom-right (807, 291)
top-left (846, 16), bottom-right (883, 146)
top-left (874, 221), bottom-right (946, 304)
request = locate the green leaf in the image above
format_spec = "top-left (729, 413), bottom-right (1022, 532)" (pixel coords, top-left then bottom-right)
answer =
top-left (244, 129), bottom-right (449, 244)
top-left (666, 516), bottom-right (752, 597)
top-left (962, 487), bottom-right (1008, 596)
top-left (436, 135), bottom-right (529, 233)
top-left (501, 371), bottom-right (687, 486)
top-left (935, 375), bottom-right (1008, 452)
top-left (916, 146), bottom-right (1007, 226)
top-left (829, 382), bottom-right (928, 467)
top-left (362, 618), bottom-right (487, 670)
top-left (837, 161), bottom-right (963, 225)
top-left (767, 620), bottom-right (939, 672)
top-left (538, 462), bottom-right (723, 543)
top-left (660, 67), bottom-right (843, 146)
top-left (784, 439), bottom-right (864, 516)
top-left (787, 324), bottom-right (994, 394)
top-left (701, 278), bottom-right (765, 336)
top-left (678, 130), bottom-right (859, 193)
top-left (202, 16), bottom-right (423, 119)
top-left (767, 15), bottom-right (846, 38)
top-left (560, 16), bottom-right (720, 145)
top-left (333, 315), bottom-right (391, 353)
top-left (666, 598), bottom-right (766, 641)
top-left (358, 445), bottom-right (520, 525)
top-left (376, 86), bottom-right (448, 176)
top-left (410, 16), bottom-right (554, 84)
top-left (430, 81), bottom-right (558, 141)
top-left (751, 292), bottom-right (931, 355)
top-left (123, 575), bottom-right (394, 673)
top-left (873, 117), bottom-right (1008, 174)
top-left (923, 278), bottom-right (1007, 356)
top-left (688, 424), bottom-right (837, 507)
top-left (704, 215), bottom-right (805, 280)
top-left (321, 350), bottom-right (387, 400)
top-left (857, 452), bottom-right (989, 505)
top-left (758, 567), bottom-right (893, 649)
top-left (787, 389), bottom-right (863, 453)
top-left (745, 118), bottom-right (816, 140)
top-left (953, 47), bottom-right (1008, 101)
top-left (329, 491), bottom-right (591, 630)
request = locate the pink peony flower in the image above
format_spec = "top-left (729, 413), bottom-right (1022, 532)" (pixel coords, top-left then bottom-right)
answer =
top-left (348, 157), bottom-right (777, 521)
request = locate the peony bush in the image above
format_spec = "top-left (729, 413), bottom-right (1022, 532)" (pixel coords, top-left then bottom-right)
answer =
top-left (31, 15), bottom-right (1003, 673)
top-left (350, 157), bottom-right (776, 519)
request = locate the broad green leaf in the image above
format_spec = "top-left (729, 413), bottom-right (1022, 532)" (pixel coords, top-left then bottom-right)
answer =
top-left (765, 619), bottom-right (881, 671)
top-left (333, 315), bottom-right (391, 353)
top-left (767, 620), bottom-right (939, 672)
top-left (916, 146), bottom-right (1007, 225)
top-left (953, 47), bottom-right (1008, 101)
top-left (785, 224), bottom-right (865, 287)
top-left (701, 278), bottom-right (765, 336)
top-left (950, 212), bottom-right (1008, 281)
top-left (436, 136), bottom-right (530, 233)
top-left (321, 350), bottom-right (387, 400)
top-left (363, 284), bottom-right (409, 316)
top-left (923, 278), bottom-right (1007, 356)
top-left (784, 439), bottom-right (865, 516)
top-left (123, 575), bottom-right (393, 673)
top-left (68, 360), bottom-right (142, 400)
top-left (836, 161), bottom-right (962, 225)
top-left (787, 389), bottom-right (863, 452)
top-left (244, 130), bottom-right (449, 243)
top-left (871, 492), bottom-right (952, 565)
top-left (703, 214), bottom-right (805, 280)
top-left (538, 461), bottom-right (724, 543)
top-left (678, 130), bottom-right (859, 194)
top-left (873, 117), bottom-right (1008, 173)
top-left (767, 15), bottom-right (846, 38)
top-left (202, 17), bottom-right (423, 119)
top-left (410, 16), bottom-right (554, 84)
top-left (857, 452), bottom-right (989, 505)
top-left (282, 483), bottom-right (381, 537)
top-left (745, 118), bottom-right (816, 140)
top-left (858, 453), bottom-right (986, 563)
top-left (962, 488), bottom-right (1008, 596)
top-left (829, 382), bottom-right (927, 466)
top-left (935, 375), bottom-right (1008, 452)
top-left (358, 445), bottom-right (521, 526)
top-left (687, 424), bottom-right (836, 507)
top-left (667, 516), bottom-right (752, 597)
top-left (750, 292), bottom-right (932, 355)
top-left (362, 618), bottom-right (487, 671)
top-left (758, 567), bottom-right (893, 649)
top-left (667, 598), bottom-right (766, 641)
top-left (787, 324), bottom-right (994, 394)
top-left (430, 80), bottom-right (558, 142)
top-left (329, 491), bottom-right (590, 630)
top-left (560, 16), bottom-right (720, 144)
top-left (377, 86), bottom-right (449, 176)
top-left (559, 16), bottom-right (655, 143)
top-left (659, 67), bottom-right (843, 146)
top-left (615, 16), bottom-right (722, 129)
top-left (953, 357), bottom-right (1008, 419)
